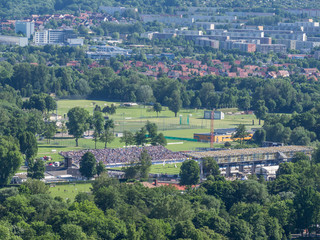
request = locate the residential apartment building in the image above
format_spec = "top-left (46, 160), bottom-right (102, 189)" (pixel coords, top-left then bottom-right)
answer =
top-left (163, 29), bottom-right (203, 36)
top-left (194, 22), bottom-right (215, 30)
top-left (275, 39), bottom-right (296, 50)
top-left (296, 41), bottom-right (320, 52)
top-left (140, 15), bottom-right (194, 25)
top-left (265, 30), bottom-right (306, 41)
top-left (208, 29), bottom-right (264, 38)
top-left (99, 6), bottom-right (138, 15)
top-left (256, 44), bottom-right (287, 54)
top-left (220, 40), bottom-right (256, 52)
top-left (195, 37), bottom-right (219, 48)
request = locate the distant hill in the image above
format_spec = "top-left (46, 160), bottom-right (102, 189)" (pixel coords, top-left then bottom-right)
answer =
top-left (1, 0), bottom-right (320, 19)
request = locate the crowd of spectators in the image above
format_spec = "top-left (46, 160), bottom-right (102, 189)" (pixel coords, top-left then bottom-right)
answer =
top-left (60, 145), bottom-right (187, 166)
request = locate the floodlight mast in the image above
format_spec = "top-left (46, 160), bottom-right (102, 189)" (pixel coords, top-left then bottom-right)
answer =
top-left (210, 109), bottom-right (215, 149)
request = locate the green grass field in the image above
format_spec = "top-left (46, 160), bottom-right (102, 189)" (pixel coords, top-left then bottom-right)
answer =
top-left (149, 162), bottom-right (182, 174)
top-left (49, 183), bottom-right (92, 201)
top-left (57, 100), bottom-right (262, 133)
top-left (37, 100), bottom-right (263, 170)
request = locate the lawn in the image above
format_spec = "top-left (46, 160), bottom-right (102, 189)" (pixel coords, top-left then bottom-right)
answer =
top-left (149, 162), bottom-right (182, 174)
top-left (57, 99), bottom-right (262, 133)
top-left (49, 183), bottom-right (92, 201)
top-left (36, 100), bottom-right (263, 162)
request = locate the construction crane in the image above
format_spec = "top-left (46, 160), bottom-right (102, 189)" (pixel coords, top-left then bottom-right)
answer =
top-left (210, 109), bottom-right (215, 149)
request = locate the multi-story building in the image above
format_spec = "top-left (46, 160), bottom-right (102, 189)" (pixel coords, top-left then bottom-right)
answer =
top-left (265, 30), bottom-right (307, 41)
top-left (256, 44), bottom-right (287, 54)
top-left (163, 28), bottom-right (203, 36)
top-left (286, 9), bottom-right (320, 17)
top-left (230, 36), bottom-right (272, 44)
top-left (225, 11), bottom-right (275, 17)
top-left (194, 22), bottom-right (215, 30)
top-left (275, 39), bottom-right (296, 50)
top-left (34, 30), bottom-right (48, 44)
top-left (152, 33), bottom-right (177, 40)
top-left (140, 14), bottom-right (194, 25)
top-left (15, 21), bottom-right (34, 39)
top-left (264, 25), bottom-right (304, 32)
top-left (296, 41), bottom-right (320, 52)
top-left (99, 6), bottom-right (138, 15)
top-left (232, 42), bottom-right (256, 52)
top-left (208, 29), bottom-right (264, 38)
top-left (0, 35), bottom-right (28, 47)
top-left (278, 21), bottom-right (319, 28)
top-left (195, 37), bottom-right (219, 48)
top-left (34, 29), bottom-right (78, 45)
top-left (220, 40), bottom-right (256, 52)
top-left (87, 46), bottom-right (132, 60)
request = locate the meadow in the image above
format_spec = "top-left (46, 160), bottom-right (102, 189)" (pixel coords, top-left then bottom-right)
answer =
top-left (49, 183), bottom-right (92, 201)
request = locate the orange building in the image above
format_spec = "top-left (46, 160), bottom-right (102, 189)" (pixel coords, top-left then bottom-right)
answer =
top-left (194, 128), bottom-right (253, 143)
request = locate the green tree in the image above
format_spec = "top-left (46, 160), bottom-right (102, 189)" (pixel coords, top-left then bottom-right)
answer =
top-left (202, 157), bottom-right (220, 177)
top-left (192, 96), bottom-right (202, 109)
top-left (238, 180), bottom-right (268, 204)
top-left (96, 161), bottom-right (105, 177)
top-left (254, 100), bottom-right (268, 125)
top-left (104, 119), bottom-right (115, 130)
top-left (145, 121), bottom-right (157, 139)
top-left (232, 124), bottom-right (249, 144)
top-left (228, 217), bottom-right (253, 240)
top-left (27, 159), bottom-right (45, 179)
top-left (79, 152), bottom-right (97, 179)
top-left (100, 129), bottom-right (114, 148)
top-left (293, 186), bottom-right (320, 235)
top-left (0, 225), bottom-right (10, 240)
top-left (168, 90), bottom-right (182, 117)
top-left (135, 127), bottom-right (148, 146)
top-left (292, 152), bottom-right (309, 163)
top-left (60, 224), bottom-right (87, 240)
top-left (153, 102), bottom-right (162, 117)
top-left (19, 179), bottom-right (49, 194)
top-left (180, 160), bottom-right (200, 186)
top-left (120, 131), bottom-right (135, 147)
top-left (123, 162), bottom-right (139, 179)
top-left (0, 137), bottom-right (23, 186)
top-left (18, 131), bottom-right (38, 163)
top-left (151, 133), bottom-right (167, 146)
top-left (43, 122), bottom-right (57, 143)
top-left (93, 111), bottom-right (104, 149)
top-left (137, 149), bottom-right (152, 179)
top-left (289, 127), bottom-right (314, 145)
top-left (252, 129), bottom-right (266, 145)
top-left (313, 145), bottom-right (320, 164)
top-left (136, 85), bottom-right (154, 106)
top-left (66, 107), bottom-right (90, 147)
top-left (44, 95), bottom-right (57, 113)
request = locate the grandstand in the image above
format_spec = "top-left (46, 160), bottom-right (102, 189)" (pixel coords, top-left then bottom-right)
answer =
top-left (60, 145), bottom-right (188, 168)
top-left (186, 145), bottom-right (313, 163)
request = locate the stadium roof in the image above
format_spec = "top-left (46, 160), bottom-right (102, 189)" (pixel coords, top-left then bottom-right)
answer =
top-left (187, 146), bottom-right (313, 159)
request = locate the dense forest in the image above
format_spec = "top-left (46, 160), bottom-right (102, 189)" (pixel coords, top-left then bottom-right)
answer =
top-left (1, 0), bottom-right (320, 19)
top-left (1, 152), bottom-right (320, 239)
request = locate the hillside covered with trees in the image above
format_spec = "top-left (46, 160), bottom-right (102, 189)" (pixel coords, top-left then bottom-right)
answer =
top-left (1, 0), bottom-right (320, 18)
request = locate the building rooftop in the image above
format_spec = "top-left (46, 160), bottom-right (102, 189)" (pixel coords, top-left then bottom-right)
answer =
top-left (187, 145), bottom-right (312, 159)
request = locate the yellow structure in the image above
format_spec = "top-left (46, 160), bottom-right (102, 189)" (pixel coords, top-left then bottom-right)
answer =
top-left (194, 128), bottom-right (253, 143)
